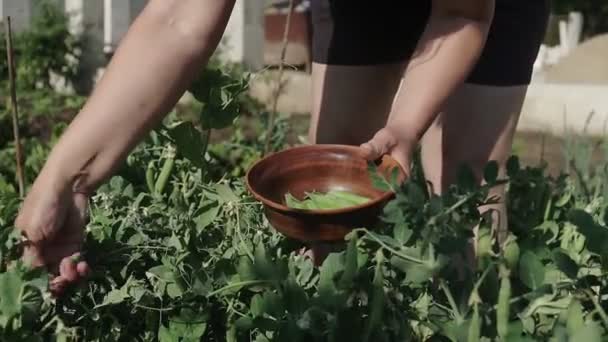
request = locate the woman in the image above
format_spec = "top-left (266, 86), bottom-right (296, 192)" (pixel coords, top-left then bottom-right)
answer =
top-left (16, 0), bottom-right (533, 293)
top-left (308, 0), bottom-right (549, 257)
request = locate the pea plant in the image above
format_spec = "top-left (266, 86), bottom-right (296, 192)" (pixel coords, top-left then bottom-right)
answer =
top-left (0, 63), bottom-right (608, 341)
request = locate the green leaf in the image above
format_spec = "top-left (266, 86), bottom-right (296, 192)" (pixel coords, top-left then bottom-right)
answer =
top-left (390, 257), bottom-right (435, 284)
top-left (235, 316), bottom-right (253, 331)
top-left (483, 161), bottom-right (499, 183)
top-left (318, 253), bottom-right (343, 300)
top-left (552, 250), bottom-right (579, 279)
top-left (254, 243), bottom-right (276, 281)
top-left (158, 324), bottom-right (174, 342)
top-left (413, 293), bottom-right (431, 320)
top-left (506, 156), bottom-right (520, 177)
top-left (555, 190), bottom-right (572, 207)
top-left (363, 250), bottom-right (385, 342)
top-left (215, 183), bottom-right (239, 203)
top-left (188, 68), bottom-right (220, 102)
top-left (406, 183), bottom-right (426, 206)
top-left (295, 257), bottom-right (314, 287)
top-left (339, 236), bottom-right (359, 288)
top-left (261, 291), bottom-right (284, 317)
top-left (167, 283), bottom-right (183, 298)
top-left (566, 300), bottom-right (585, 337)
top-left (201, 101), bottom-right (241, 130)
top-left (0, 270), bottom-right (23, 318)
top-left (519, 251), bottom-right (545, 290)
top-left (368, 162), bottom-right (391, 192)
top-left (570, 321), bottom-right (602, 342)
top-left (283, 279), bottom-right (308, 315)
top-left (169, 317), bottom-right (207, 339)
top-left (440, 320), bottom-right (470, 342)
top-left (250, 295), bottom-right (264, 318)
top-left (168, 121), bottom-right (205, 168)
top-left (568, 209), bottom-right (608, 255)
top-left (393, 222), bottom-right (413, 244)
top-left (102, 288), bottom-right (129, 306)
top-left (237, 257), bottom-right (256, 281)
top-left (195, 201), bottom-right (220, 232)
top-left (148, 265), bottom-right (175, 282)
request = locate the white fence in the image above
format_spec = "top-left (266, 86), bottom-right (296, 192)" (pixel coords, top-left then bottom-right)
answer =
top-left (533, 11), bottom-right (584, 74)
top-left (1, 0), bottom-right (265, 74)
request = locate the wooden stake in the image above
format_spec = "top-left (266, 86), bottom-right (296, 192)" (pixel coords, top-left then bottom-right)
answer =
top-left (263, 0), bottom-right (295, 156)
top-left (5, 16), bottom-right (26, 197)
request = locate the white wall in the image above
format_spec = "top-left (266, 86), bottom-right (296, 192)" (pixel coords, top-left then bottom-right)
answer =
top-left (220, 0), bottom-right (265, 69)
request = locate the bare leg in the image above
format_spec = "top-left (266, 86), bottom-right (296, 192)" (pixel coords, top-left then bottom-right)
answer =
top-left (308, 62), bottom-right (404, 145)
top-left (418, 84), bottom-right (527, 241)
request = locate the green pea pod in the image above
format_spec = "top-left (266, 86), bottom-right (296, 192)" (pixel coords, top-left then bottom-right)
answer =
top-left (363, 250), bottom-right (385, 342)
top-left (154, 152), bottom-right (175, 195)
top-left (145, 161), bottom-right (155, 194)
top-left (468, 303), bottom-right (480, 342)
top-left (497, 271), bottom-right (511, 339)
top-left (477, 233), bottom-right (493, 258)
top-left (503, 237), bottom-right (520, 271)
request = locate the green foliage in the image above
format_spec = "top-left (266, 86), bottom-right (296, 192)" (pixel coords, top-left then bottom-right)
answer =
top-left (0, 1), bottom-right (86, 153)
top-left (3, 126), bottom-right (608, 340)
top-left (0, 0), bottom-right (82, 90)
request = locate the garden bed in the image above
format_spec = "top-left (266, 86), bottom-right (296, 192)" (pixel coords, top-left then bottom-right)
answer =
top-left (1, 66), bottom-right (608, 340)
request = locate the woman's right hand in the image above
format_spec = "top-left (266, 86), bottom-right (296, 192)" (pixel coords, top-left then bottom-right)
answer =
top-left (360, 126), bottom-right (416, 175)
top-left (15, 175), bottom-right (90, 295)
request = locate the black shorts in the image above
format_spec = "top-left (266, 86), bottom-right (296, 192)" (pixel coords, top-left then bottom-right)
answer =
top-left (310, 0), bottom-right (550, 86)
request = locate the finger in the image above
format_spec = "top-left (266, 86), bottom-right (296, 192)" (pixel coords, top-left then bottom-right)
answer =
top-left (42, 197), bottom-right (87, 271)
top-left (41, 240), bottom-right (82, 269)
top-left (16, 203), bottom-right (65, 245)
top-left (59, 257), bottom-right (79, 283)
top-left (50, 276), bottom-right (68, 296)
top-left (360, 128), bottom-right (398, 161)
top-left (76, 261), bottom-right (90, 278)
top-left (72, 193), bottom-right (89, 223)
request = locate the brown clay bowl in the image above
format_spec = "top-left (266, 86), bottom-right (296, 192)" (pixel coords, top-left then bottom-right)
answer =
top-left (245, 144), bottom-right (406, 242)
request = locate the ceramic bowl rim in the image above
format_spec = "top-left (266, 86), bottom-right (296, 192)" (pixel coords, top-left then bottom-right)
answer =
top-left (245, 144), bottom-right (405, 216)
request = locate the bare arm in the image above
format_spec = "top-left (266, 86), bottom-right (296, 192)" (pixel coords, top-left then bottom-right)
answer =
top-left (387, 0), bottom-right (495, 141)
top-left (40, 0), bottom-right (235, 193)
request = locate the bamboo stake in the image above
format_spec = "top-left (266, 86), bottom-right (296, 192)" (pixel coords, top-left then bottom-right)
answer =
top-left (5, 16), bottom-right (26, 197)
top-left (263, 0), bottom-right (295, 156)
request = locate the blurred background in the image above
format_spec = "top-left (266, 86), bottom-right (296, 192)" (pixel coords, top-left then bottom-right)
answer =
top-left (1, 0), bottom-right (607, 176)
